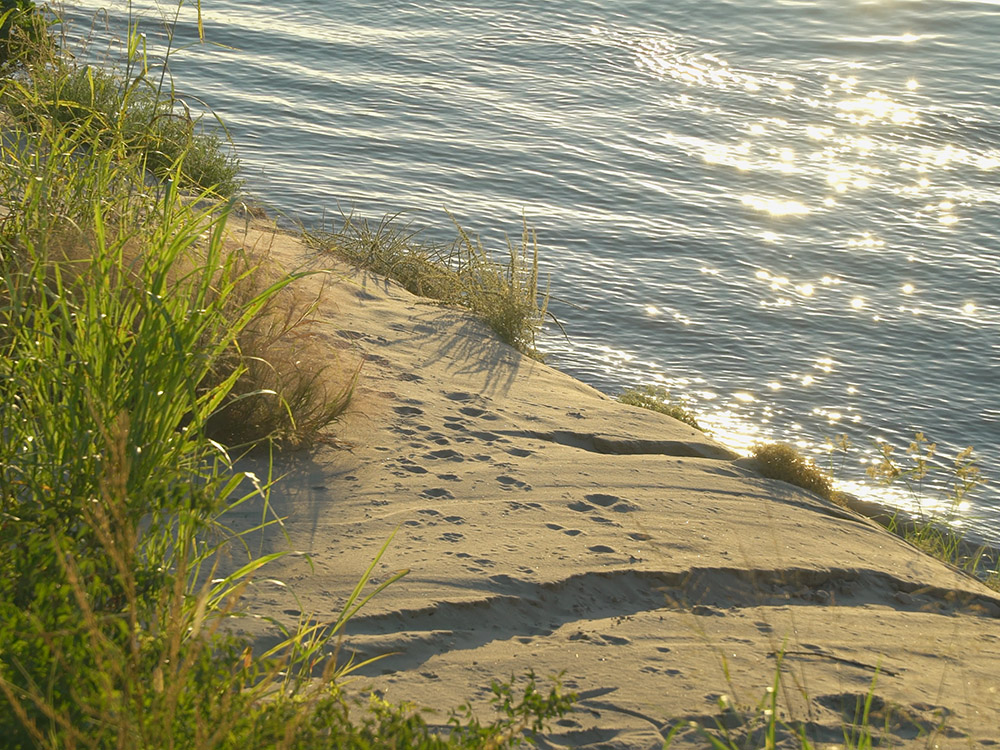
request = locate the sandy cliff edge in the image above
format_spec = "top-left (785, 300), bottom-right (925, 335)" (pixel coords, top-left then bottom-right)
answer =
top-left (223, 223), bottom-right (1000, 749)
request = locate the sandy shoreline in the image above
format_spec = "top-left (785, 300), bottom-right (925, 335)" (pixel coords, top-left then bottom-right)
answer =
top-left (224, 223), bottom-right (1000, 748)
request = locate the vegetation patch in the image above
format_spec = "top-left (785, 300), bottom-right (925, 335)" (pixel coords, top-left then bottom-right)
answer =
top-left (663, 653), bottom-right (917, 749)
top-left (1, 16), bottom-right (240, 195)
top-left (307, 211), bottom-right (556, 358)
top-left (750, 443), bottom-right (839, 504)
top-left (617, 384), bottom-right (702, 430)
top-left (865, 433), bottom-right (998, 590)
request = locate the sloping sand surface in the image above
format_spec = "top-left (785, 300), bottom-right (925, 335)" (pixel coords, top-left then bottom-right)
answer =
top-left (225, 224), bottom-right (1000, 748)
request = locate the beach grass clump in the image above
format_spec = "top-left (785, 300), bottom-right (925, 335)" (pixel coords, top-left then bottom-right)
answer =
top-left (751, 443), bottom-right (839, 504)
top-left (866, 434), bottom-right (998, 589)
top-left (1, 12), bottom-right (240, 195)
top-left (663, 653), bottom-right (896, 749)
top-left (617, 384), bottom-right (702, 430)
top-left (307, 211), bottom-right (554, 358)
top-left (0, 0), bottom-right (49, 70)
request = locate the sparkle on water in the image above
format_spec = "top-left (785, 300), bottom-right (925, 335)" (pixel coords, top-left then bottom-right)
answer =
top-left (66, 0), bottom-right (1000, 544)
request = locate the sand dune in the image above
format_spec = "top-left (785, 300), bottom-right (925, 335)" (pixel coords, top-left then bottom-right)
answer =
top-left (225, 224), bottom-right (1000, 748)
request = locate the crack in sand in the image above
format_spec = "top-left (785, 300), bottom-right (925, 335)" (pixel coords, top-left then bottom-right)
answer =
top-left (340, 566), bottom-right (1000, 675)
top-left (513, 429), bottom-right (736, 460)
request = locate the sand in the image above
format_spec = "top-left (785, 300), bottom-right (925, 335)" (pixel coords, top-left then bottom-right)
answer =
top-left (223, 223), bottom-right (1000, 748)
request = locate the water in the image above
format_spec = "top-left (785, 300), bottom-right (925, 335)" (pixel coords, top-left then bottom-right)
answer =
top-left (66, 0), bottom-right (1000, 544)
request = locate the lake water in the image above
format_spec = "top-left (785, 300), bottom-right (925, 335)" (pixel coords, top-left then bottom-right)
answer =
top-left (66, 0), bottom-right (1000, 545)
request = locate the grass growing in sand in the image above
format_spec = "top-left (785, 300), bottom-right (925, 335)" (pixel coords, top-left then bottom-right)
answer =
top-left (306, 210), bottom-right (556, 358)
top-left (865, 433), bottom-right (998, 589)
top-left (750, 438), bottom-right (999, 591)
top-left (0, 5), bottom-right (574, 748)
top-left (662, 654), bottom-right (913, 749)
top-left (750, 442), bottom-right (840, 505)
top-left (618, 384), bottom-right (702, 430)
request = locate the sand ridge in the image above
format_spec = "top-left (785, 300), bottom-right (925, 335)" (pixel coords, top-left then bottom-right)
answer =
top-left (225, 224), bottom-right (1000, 748)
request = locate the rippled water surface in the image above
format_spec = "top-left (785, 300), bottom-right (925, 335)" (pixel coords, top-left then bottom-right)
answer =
top-left (69, 0), bottom-right (1000, 543)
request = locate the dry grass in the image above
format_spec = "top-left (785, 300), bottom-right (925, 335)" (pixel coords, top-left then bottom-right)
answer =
top-left (750, 443), bottom-right (840, 504)
top-left (306, 210), bottom-right (556, 358)
top-left (617, 385), bottom-right (702, 431)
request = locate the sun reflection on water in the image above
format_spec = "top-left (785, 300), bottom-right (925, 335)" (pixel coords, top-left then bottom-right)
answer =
top-left (740, 195), bottom-right (810, 216)
top-left (573, 18), bottom-right (1000, 539)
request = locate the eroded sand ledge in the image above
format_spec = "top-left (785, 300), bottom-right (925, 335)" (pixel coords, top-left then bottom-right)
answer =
top-left (226, 224), bottom-right (1000, 749)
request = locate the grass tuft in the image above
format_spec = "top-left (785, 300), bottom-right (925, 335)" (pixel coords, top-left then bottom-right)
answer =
top-left (751, 443), bottom-right (839, 504)
top-left (1, 20), bottom-right (240, 195)
top-left (306, 210), bottom-right (556, 358)
top-left (865, 434), bottom-right (998, 590)
top-left (617, 384), bottom-right (702, 430)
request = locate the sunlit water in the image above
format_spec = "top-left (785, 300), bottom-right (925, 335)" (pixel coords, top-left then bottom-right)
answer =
top-left (66, 1), bottom-right (1000, 545)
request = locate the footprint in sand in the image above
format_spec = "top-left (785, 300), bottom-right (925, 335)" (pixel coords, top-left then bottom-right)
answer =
top-left (337, 330), bottom-right (366, 341)
top-left (507, 501), bottom-right (542, 510)
top-left (423, 488), bottom-right (450, 502)
top-left (471, 430), bottom-right (502, 443)
top-left (642, 666), bottom-right (681, 675)
top-left (445, 391), bottom-right (475, 402)
top-left (598, 634), bottom-right (631, 646)
top-left (585, 493), bottom-right (620, 507)
top-left (426, 448), bottom-right (463, 461)
top-left (393, 405), bottom-right (424, 417)
top-left (437, 473), bottom-right (461, 482)
top-left (563, 529), bottom-right (583, 536)
top-left (568, 500), bottom-right (593, 512)
top-left (583, 494), bottom-right (639, 513)
top-left (398, 372), bottom-right (422, 382)
top-left (444, 515), bottom-right (465, 524)
top-left (497, 475), bottom-right (532, 491)
top-left (506, 447), bottom-right (533, 458)
top-left (628, 532), bottom-right (652, 541)
top-left (440, 532), bottom-right (464, 543)
top-left (588, 544), bottom-right (616, 554)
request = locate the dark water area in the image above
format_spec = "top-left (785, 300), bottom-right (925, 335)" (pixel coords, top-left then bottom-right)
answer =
top-left (66, 0), bottom-right (1000, 545)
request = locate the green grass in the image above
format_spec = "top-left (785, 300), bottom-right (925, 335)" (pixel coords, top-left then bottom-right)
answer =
top-left (1, 14), bottom-right (240, 195)
top-left (617, 384), bottom-right (703, 430)
top-left (306, 210), bottom-right (556, 358)
top-left (0, 0), bottom-right (48, 70)
top-left (663, 654), bottom-right (907, 749)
